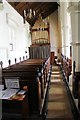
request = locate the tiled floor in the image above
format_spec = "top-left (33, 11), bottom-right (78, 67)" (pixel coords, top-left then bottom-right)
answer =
top-left (46, 65), bottom-right (74, 119)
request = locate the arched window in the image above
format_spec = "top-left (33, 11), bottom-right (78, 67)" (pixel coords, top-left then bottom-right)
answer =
top-left (9, 26), bottom-right (15, 51)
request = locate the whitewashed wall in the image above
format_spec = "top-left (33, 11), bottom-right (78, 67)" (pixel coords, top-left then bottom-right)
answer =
top-left (49, 10), bottom-right (60, 56)
top-left (0, 1), bottom-right (31, 67)
top-left (59, 2), bottom-right (71, 58)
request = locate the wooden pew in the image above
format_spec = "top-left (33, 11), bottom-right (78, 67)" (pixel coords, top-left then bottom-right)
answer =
top-left (2, 58), bottom-right (51, 118)
top-left (60, 55), bottom-right (72, 82)
top-left (4, 58), bottom-right (46, 99)
top-left (71, 61), bottom-right (80, 113)
top-left (78, 80), bottom-right (80, 111)
top-left (6, 58), bottom-right (50, 94)
top-left (2, 91), bottom-right (29, 120)
top-left (72, 61), bottom-right (80, 99)
top-left (72, 72), bottom-right (80, 99)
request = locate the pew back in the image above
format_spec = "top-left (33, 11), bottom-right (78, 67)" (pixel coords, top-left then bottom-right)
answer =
top-left (2, 58), bottom-right (50, 116)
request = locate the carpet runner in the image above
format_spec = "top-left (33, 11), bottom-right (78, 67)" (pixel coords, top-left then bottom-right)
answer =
top-left (46, 64), bottom-right (74, 119)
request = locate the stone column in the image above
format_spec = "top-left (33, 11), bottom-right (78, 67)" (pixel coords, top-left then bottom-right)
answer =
top-left (60, 2), bottom-right (68, 56)
top-left (68, 2), bottom-right (80, 72)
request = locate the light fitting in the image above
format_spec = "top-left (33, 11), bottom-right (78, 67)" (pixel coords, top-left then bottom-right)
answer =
top-left (23, 9), bottom-right (36, 24)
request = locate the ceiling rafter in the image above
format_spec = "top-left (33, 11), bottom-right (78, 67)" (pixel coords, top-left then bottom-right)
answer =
top-left (15, 2), bottom-right (25, 10)
top-left (8, 2), bottom-right (58, 26)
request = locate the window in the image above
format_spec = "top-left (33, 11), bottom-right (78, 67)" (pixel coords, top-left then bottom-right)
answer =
top-left (9, 26), bottom-right (15, 51)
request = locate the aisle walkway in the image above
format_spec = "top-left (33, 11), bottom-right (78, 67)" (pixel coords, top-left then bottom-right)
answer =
top-left (46, 64), bottom-right (74, 119)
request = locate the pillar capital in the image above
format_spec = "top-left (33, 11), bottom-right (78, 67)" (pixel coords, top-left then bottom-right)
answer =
top-left (70, 42), bottom-right (80, 46)
top-left (67, 2), bottom-right (80, 14)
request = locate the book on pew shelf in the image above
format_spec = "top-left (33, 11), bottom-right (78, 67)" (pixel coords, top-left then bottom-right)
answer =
top-left (1, 77), bottom-right (20, 99)
top-left (11, 94), bottom-right (25, 100)
top-left (2, 88), bottom-right (19, 99)
top-left (17, 90), bottom-right (26, 95)
top-left (1, 89), bottom-right (26, 100)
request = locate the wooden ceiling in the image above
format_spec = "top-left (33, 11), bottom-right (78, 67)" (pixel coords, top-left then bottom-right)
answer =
top-left (9, 2), bottom-right (58, 26)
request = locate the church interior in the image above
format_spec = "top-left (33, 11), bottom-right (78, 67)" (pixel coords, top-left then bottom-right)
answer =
top-left (0, 1), bottom-right (80, 120)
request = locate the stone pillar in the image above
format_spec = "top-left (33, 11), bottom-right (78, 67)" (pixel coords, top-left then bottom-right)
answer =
top-left (60, 2), bottom-right (68, 56)
top-left (68, 2), bottom-right (80, 72)
top-left (61, 26), bottom-right (66, 55)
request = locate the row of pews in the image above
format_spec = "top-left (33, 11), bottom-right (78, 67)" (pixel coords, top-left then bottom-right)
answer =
top-left (1, 57), bottom-right (52, 119)
top-left (0, 55), bottom-right (28, 68)
top-left (60, 54), bottom-right (80, 118)
top-left (60, 54), bottom-right (72, 82)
